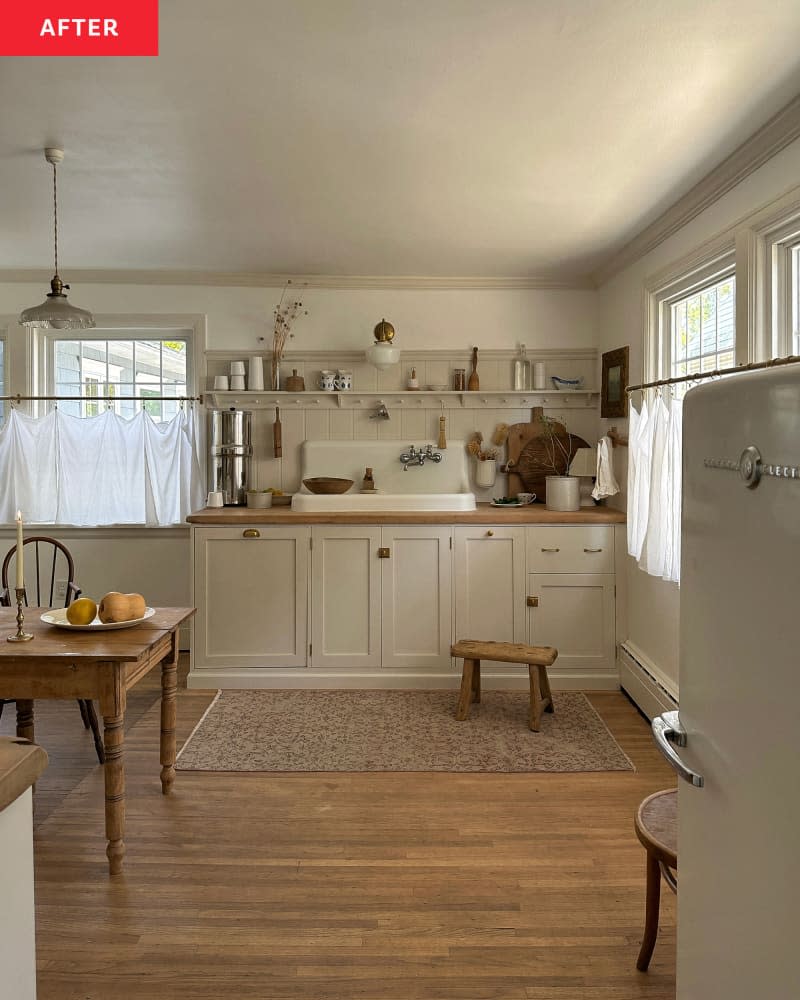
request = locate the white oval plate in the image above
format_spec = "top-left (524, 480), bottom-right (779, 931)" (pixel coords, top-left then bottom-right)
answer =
top-left (40, 607), bottom-right (156, 631)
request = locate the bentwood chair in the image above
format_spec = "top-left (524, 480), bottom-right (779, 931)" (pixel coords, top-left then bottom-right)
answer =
top-left (0, 535), bottom-right (105, 763)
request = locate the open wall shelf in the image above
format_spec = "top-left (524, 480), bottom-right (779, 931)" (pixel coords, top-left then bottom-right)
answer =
top-left (204, 389), bottom-right (599, 410)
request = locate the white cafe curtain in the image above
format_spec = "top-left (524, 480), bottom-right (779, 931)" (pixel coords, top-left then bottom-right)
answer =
top-left (627, 389), bottom-right (683, 584)
top-left (0, 406), bottom-right (203, 527)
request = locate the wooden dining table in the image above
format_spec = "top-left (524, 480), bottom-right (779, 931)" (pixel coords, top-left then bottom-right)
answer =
top-left (0, 606), bottom-right (195, 875)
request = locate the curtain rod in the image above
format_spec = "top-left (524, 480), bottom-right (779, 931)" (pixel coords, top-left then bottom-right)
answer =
top-left (626, 354), bottom-right (800, 394)
top-left (1, 393), bottom-right (203, 404)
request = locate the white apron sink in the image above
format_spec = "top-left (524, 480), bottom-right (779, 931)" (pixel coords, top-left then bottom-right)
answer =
top-left (291, 492), bottom-right (476, 512)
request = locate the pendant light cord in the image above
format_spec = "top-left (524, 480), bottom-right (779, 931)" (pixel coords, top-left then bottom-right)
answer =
top-left (52, 160), bottom-right (59, 277)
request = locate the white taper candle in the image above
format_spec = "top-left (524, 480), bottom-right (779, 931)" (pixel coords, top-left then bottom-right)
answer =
top-left (15, 510), bottom-right (24, 590)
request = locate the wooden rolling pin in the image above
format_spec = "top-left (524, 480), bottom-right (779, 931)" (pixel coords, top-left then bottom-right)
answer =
top-left (273, 405), bottom-right (282, 457)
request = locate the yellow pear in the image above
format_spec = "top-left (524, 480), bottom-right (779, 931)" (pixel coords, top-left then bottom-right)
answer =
top-left (66, 597), bottom-right (98, 626)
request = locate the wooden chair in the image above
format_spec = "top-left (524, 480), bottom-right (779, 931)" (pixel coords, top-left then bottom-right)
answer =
top-left (1, 536), bottom-right (105, 763)
top-left (634, 788), bottom-right (677, 971)
top-left (451, 639), bottom-right (558, 731)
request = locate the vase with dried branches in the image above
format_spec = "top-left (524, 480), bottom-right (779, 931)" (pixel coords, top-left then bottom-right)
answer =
top-left (271, 280), bottom-right (308, 390)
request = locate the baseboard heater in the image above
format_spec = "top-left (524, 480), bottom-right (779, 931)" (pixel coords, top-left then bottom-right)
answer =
top-left (618, 642), bottom-right (678, 721)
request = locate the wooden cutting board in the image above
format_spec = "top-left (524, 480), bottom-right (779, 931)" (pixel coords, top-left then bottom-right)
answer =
top-left (506, 407), bottom-right (588, 502)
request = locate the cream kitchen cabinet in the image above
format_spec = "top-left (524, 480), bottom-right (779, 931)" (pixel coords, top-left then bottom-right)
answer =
top-left (526, 526), bottom-right (616, 686)
top-left (453, 526), bottom-right (527, 654)
top-left (192, 525), bottom-right (310, 672)
top-left (310, 525), bottom-right (453, 671)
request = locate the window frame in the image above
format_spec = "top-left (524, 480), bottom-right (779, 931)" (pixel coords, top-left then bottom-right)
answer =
top-left (33, 315), bottom-right (202, 419)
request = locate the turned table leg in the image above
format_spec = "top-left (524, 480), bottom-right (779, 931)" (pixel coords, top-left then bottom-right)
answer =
top-left (100, 688), bottom-right (127, 876)
top-left (15, 699), bottom-right (35, 744)
top-left (160, 631), bottom-right (179, 795)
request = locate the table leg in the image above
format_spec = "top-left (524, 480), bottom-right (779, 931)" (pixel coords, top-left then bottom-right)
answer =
top-left (16, 699), bottom-right (34, 744)
top-left (160, 630), bottom-right (179, 795)
top-left (100, 694), bottom-right (126, 876)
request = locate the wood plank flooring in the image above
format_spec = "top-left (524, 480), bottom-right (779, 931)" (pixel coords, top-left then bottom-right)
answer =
top-left (1, 663), bottom-right (677, 999)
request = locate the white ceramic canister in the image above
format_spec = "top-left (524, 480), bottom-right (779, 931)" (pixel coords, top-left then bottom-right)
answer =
top-left (474, 459), bottom-right (497, 488)
top-left (545, 475), bottom-right (580, 511)
top-left (533, 362), bottom-right (547, 390)
top-left (248, 355), bottom-right (264, 391)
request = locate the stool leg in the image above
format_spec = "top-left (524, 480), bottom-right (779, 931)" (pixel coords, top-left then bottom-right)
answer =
top-left (472, 660), bottom-right (481, 704)
top-left (539, 664), bottom-right (554, 714)
top-left (528, 665), bottom-right (543, 731)
top-left (456, 659), bottom-right (476, 720)
top-left (636, 850), bottom-right (662, 971)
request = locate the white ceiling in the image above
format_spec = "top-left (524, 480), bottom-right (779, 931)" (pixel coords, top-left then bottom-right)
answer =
top-left (2, 0), bottom-right (800, 282)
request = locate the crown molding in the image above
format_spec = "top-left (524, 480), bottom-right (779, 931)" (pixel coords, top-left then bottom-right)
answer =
top-left (593, 92), bottom-right (800, 286)
top-left (206, 347), bottom-right (598, 362)
top-left (0, 269), bottom-right (595, 292)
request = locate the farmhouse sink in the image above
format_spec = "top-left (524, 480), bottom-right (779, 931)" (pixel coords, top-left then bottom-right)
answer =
top-left (293, 439), bottom-right (475, 512)
top-left (292, 492), bottom-right (476, 512)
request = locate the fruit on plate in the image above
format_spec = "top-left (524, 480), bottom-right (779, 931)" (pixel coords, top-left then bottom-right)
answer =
top-left (98, 592), bottom-right (147, 623)
top-left (66, 597), bottom-right (98, 625)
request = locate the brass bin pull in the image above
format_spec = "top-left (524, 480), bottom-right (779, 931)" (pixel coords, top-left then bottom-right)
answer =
top-left (378, 547), bottom-right (391, 559)
top-left (486, 530), bottom-right (494, 536)
top-left (584, 547), bottom-right (603, 553)
top-left (243, 529), bottom-right (261, 538)
top-left (541, 547), bottom-right (559, 552)
top-left (527, 596), bottom-right (539, 607)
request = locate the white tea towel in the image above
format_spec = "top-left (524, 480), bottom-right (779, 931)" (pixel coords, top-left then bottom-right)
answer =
top-left (591, 435), bottom-right (620, 500)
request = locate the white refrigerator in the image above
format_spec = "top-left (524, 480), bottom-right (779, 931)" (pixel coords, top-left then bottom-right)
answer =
top-left (652, 363), bottom-right (800, 999)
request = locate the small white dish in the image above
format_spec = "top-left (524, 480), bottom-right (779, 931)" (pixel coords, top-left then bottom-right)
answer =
top-left (41, 607), bottom-right (156, 631)
top-left (427, 384), bottom-right (447, 392)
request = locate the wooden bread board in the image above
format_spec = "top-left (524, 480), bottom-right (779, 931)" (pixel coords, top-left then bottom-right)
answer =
top-left (506, 407), bottom-right (588, 502)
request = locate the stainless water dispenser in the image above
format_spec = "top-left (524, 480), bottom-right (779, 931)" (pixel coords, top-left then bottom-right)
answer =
top-left (208, 409), bottom-right (252, 505)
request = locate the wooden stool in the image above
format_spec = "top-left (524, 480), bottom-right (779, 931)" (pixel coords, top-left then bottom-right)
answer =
top-left (634, 788), bottom-right (678, 971)
top-left (451, 639), bottom-right (558, 732)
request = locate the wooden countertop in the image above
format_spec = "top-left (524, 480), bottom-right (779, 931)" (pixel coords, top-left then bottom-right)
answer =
top-left (187, 504), bottom-right (626, 526)
top-left (0, 737), bottom-right (48, 813)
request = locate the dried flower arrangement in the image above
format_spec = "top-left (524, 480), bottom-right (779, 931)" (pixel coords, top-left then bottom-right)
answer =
top-left (540, 414), bottom-right (578, 473)
top-left (466, 432), bottom-right (498, 461)
top-left (271, 280), bottom-right (308, 390)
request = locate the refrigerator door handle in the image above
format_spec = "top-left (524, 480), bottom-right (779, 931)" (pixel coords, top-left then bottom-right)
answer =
top-left (652, 711), bottom-right (705, 787)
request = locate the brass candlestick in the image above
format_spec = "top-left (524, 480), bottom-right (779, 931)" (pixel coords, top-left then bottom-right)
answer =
top-left (7, 587), bottom-right (33, 642)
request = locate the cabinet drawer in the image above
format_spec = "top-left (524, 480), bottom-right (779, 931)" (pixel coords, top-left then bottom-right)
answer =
top-left (527, 526), bottom-right (614, 574)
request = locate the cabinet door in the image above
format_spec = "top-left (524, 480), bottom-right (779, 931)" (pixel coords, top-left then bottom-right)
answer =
top-left (381, 526), bottom-right (453, 670)
top-left (454, 527), bottom-right (526, 651)
top-left (193, 526), bottom-right (309, 669)
top-left (527, 573), bottom-right (615, 681)
top-left (311, 526), bottom-right (382, 668)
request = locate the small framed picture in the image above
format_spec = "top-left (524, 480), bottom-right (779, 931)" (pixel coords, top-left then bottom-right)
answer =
top-left (601, 346), bottom-right (629, 418)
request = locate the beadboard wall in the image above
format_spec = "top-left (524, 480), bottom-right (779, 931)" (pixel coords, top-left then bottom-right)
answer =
top-left (205, 348), bottom-right (601, 500)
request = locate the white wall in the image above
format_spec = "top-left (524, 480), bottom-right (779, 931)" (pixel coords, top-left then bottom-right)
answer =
top-left (597, 134), bottom-right (800, 692)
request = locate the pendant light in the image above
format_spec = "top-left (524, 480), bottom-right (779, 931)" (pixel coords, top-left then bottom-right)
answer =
top-left (366, 318), bottom-right (400, 370)
top-left (19, 147), bottom-right (95, 330)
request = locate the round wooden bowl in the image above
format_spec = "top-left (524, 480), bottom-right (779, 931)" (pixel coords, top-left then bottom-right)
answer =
top-left (303, 477), bottom-right (354, 495)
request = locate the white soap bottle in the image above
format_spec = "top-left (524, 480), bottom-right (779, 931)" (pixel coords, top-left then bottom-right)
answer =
top-left (513, 344), bottom-right (531, 391)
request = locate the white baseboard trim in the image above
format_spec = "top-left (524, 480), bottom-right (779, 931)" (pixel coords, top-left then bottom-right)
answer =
top-left (618, 642), bottom-right (678, 720)
top-left (187, 665), bottom-right (620, 691)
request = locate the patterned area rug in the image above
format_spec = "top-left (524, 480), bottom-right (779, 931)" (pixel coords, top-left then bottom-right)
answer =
top-left (177, 690), bottom-right (634, 773)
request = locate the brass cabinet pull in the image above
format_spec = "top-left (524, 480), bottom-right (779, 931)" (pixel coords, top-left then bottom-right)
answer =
top-left (584, 547), bottom-right (603, 553)
top-left (526, 596), bottom-right (539, 607)
top-left (242, 529), bottom-right (261, 538)
top-left (486, 530), bottom-right (494, 537)
top-left (541, 547), bottom-right (559, 552)
top-left (378, 547), bottom-right (390, 559)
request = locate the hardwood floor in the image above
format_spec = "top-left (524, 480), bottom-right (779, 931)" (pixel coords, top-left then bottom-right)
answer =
top-left (1, 663), bottom-right (677, 999)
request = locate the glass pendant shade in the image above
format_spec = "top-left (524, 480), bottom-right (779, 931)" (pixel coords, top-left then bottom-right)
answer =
top-left (20, 276), bottom-right (95, 330)
top-left (19, 148), bottom-right (95, 331)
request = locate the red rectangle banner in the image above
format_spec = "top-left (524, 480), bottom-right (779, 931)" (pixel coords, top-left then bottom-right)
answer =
top-left (1, 1), bottom-right (159, 56)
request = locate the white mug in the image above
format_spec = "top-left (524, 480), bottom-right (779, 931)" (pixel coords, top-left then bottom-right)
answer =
top-left (335, 371), bottom-right (353, 391)
top-left (213, 375), bottom-right (229, 390)
top-left (207, 491), bottom-right (224, 508)
top-left (230, 374), bottom-right (246, 391)
top-left (517, 492), bottom-right (536, 504)
top-left (319, 370), bottom-right (336, 391)
top-left (230, 361), bottom-right (246, 376)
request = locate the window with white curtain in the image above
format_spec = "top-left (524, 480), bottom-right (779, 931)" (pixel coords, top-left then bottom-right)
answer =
top-left (0, 325), bottom-right (204, 527)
